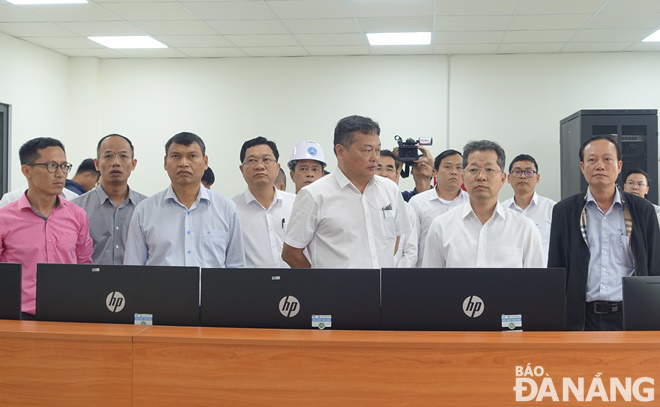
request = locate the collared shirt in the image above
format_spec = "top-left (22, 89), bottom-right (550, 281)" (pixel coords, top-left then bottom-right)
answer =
top-left (409, 187), bottom-right (469, 267)
top-left (233, 187), bottom-right (296, 268)
top-left (0, 192), bottom-right (93, 314)
top-left (65, 179), bottom-right (87, 195)
top-left (123, 185), bottom-right (245, 268)
top-left (502, 192), bottom-right (556, 266)
top-left (422, 201), bottom-right (544, 268)
top-left (0, 184), bottom-right (78, 208)
top-left (394, 201), bottom-right (419, 268)
top-left (584, 188), bottom-right (634, 302)
top-left (72, 185), bottom-right (148, 265)
top-left (285, 168), bottom-right (411, 268)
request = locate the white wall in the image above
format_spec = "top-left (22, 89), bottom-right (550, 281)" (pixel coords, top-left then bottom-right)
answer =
top-left (0, 32), bottom-right (70, 191)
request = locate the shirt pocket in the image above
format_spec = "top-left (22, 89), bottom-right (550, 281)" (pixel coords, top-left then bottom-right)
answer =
top-left (491, 247), bottom-right (523, 268)
top-left (201, 229), bottom-right (228, 265)
top-left (381, 210), bottom-right (396, 240)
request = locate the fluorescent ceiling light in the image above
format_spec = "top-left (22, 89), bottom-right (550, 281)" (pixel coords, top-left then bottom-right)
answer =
top-left (642, 29), bottom-right (660, 42)
top-left (367, 32), bottom-right (431, 46)
top-left (7, 0), bottom-right (87, 4)
top-left (89, 36), bottom-right (167, 49)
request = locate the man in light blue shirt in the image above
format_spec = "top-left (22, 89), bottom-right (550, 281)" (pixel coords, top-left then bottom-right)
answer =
top-left (124, 132), bottom-right (245, 268)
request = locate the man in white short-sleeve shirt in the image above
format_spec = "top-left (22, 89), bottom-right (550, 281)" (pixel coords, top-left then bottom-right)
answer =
top-left (282, 115), bottom-right (411, 269)
top-left (502, 154), bottom-right (556, 265)
top-left (409, 149), bottom-right (469, 267)
top-left (422, 140), bottom-right (543, 268)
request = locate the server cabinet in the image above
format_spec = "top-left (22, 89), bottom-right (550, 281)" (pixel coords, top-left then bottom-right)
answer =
top-left (560, 110), bottom-right (658, 204)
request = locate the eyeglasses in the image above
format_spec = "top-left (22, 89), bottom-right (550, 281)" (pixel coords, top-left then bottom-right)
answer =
top-left (625, 181), bottom-right (648, 187)
top-left (465, 167), bottom-right (502, 177)
top-left (510, 169), bottom-right (537, 178)
top-left (243, 157), bottom-right (276, 167)
top-left (27, 161), bottom-right (73, 174)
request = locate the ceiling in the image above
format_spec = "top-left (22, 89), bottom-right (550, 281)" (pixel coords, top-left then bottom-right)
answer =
top-left (2, 0), bottom-right (660, 58)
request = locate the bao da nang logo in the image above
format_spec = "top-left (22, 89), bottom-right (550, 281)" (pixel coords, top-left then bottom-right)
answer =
top-left (514, 364), bottom-right (654, 402)
top-left (106, 291), bottom-right (125, 313)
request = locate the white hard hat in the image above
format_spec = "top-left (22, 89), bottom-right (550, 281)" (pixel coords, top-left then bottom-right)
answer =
top-left (288, 140), bottom-right (326, 169)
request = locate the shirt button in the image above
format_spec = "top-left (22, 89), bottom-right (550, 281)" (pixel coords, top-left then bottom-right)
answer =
top-left (187, 250), bottom-right (191, 254)
top-left (187, 231), bottom-right (190, 235)
top-left (115, 245), bottom-right (119, 249)
top-left (116, 226), bottom-right (119, 230)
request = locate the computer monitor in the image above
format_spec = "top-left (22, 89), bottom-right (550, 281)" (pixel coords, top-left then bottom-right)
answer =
top-left (201, 268), bottom-right (381, 329)
top-left (36, 264), bottom-right (200, 326)
top-left (0, 263), bottom-right (21, 320)
top-left (623, 276), bottom-right (660, 330)
top-left (381, 268), bottom-right (566, 331)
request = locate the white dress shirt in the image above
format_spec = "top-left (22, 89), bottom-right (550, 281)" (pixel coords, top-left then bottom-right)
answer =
top-left (422, 201), bottom-right (544, 268)
top-left (233, 187), bottom-right (296, 268)
top-left (124, 185), bottom-right (245, 268)
top-left (285, 168), bottom-right (411, 269)
top-left (409, 187), bottom-right (469, 267)
top-left (502, 192), bottom-right (556, 266)
top-left (394, 201), bottom-right (419, 268)
top-left (0, 184), bottom-right (78, 208)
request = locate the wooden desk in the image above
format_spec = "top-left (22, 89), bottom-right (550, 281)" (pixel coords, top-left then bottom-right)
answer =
top-left (0, 320), bottom-right (148, 407)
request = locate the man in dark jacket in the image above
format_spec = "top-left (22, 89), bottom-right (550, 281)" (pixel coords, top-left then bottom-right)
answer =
top-left (548, 135), bottom-right (660, 330)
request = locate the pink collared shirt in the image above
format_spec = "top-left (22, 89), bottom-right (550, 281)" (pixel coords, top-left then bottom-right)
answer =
top-left (0, 192), bottom-right (93, 314)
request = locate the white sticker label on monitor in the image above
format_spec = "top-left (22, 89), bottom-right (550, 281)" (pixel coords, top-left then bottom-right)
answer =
top-left (134, 313), bottom-right (153, 325)
top-left (502, 314), bottom-right (522, 331)
top-left (312, 314), bottom-right (332, 330)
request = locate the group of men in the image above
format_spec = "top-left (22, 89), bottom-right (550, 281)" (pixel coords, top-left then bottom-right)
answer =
top-left (0, 115), bottom-right (658, 331)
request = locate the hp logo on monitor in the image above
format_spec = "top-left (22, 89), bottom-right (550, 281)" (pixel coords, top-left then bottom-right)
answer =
top-left (106, 291), bottom-right (126, 313)
top-left (463, 295), bottom-right (484, 318)
top-left (279, 295), bottom-right (300, 317)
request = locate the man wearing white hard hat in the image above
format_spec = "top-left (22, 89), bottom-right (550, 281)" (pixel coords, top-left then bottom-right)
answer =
top-left (287, 140), bottom-right (327, 194)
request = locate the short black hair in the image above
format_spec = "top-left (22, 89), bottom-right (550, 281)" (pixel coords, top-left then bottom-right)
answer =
top-left (579, 135), bottom-right (621, 162)
top-left (379, 149), bottom-right (402, 171)
top-left (97, 133), bottom-right (135, 158)
top-left (508, 154), bottom-right (539, 173)
top-left (276, 168), bottom-right (286, 188)
top-left (625, 168), bottom-right (651, 185)
top-left (165, 132), bottom-right (206, 156)
top-left (240, 136), bottom-right (279, 163)
top-left (202, 167), bottom-right (215, 186)
top-left (19, 137), bottom-right (65, 165)
top-left (462, 140), bottom-right (506, 171)
top-left (434, 149), bottom-right (462, 171)
top-left (333, 115), bottom-right (380, 156)
top-left (76, 158), bottom-right (99, 175)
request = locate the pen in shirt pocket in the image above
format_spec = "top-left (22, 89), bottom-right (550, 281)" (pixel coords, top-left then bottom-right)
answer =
top-left (282, 218), bottom-right (285, 229)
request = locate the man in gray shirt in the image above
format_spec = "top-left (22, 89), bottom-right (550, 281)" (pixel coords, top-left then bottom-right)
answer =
top-left (72, 134), bottom-right (147, 265)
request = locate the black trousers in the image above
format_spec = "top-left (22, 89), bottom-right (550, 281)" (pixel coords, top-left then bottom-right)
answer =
top-left (584, 304), bottom-right (623, 331)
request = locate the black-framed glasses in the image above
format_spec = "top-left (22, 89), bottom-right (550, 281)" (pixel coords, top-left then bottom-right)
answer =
top-left (510, 169), bottom-right (537, 178)
top-left (27, 161), bottom-right (73, 174)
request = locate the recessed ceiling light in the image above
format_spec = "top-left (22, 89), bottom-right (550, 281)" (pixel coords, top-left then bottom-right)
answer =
top-left (367, 32), bottom-right (431, 46)
top-left (642, 29), bottom-right (660, 42)
top-left (7, 0), bottom-right (87, 4)
top-left (88, 36), bottom-right (167, 49)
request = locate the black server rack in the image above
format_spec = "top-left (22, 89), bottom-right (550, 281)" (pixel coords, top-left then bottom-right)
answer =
top-left (560, 109), bottom-right (658, 204)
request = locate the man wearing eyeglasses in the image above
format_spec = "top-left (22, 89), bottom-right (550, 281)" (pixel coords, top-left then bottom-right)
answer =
top-left (233, 136), bottom-right (296, 268)
top-left (124, 132), bottom-right (245, 268)
top-left (622, 169), bottom-right (660, 222)
top-left (502, 154), bottom-right (556, 265)
top-left (422, 140), bottom-right (543, 268)
top-left (0, 137), bottom-right (93, 319)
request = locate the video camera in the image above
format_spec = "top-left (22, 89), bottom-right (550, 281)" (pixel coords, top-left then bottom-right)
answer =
top-left (394, 135), bottom-right (433, 178)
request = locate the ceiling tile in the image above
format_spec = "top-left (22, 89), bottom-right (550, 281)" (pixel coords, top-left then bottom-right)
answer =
top-left (177, 47), bottom-right (247, 57)
top-left (435, 0), bottom-right (517, 16)
top-left (206, 20), bottom-right (288, 35)
top-left (96, 0), bottom-right (178, 3)
top-left (225, 34), bottom-right (298, 47)
top-left (626, 41), bottom-right (660, 51)
top-left (113, 48), bottom-right (188, 58)
top-left (54, 48), bottom-right (127, 58)
top-left (561, 42), bottom-right (634, 52)
top-left (294, 33), bottom-right (367, 46)
top-left (600, 0), bottom-right (660, 14)
top-left (435, 31), bottom-right (505, 44)
top-left (266, 0), bottom-right (354, 19)
top-left (435, 16), bottom-right (511, 31)
top-left (584, 14), bottom-right (660, 29)
top-left (184, 1), bottom-right (275, 20)
top-left (130, 20), bottom-right (216, 36)
top-left (516, 0), bottom-right (606, 15)
top-left (351, 0), bottom-right (434, 18)
top-left (305, 45), bottom-right (369, 55)
top-left (155, 35), bottom-right (232, 48)
top-left (497, 42), bottom-right (564, 53)
top-left (571, 28), bottom-right (654, 42)
top-left (435, 43), bottom-right (499, 54)
top-left (359, 16), bottom-right (432, 33)
top-left (99, 3), bottom-right (197, 21)
top-left (503, 30), bottom-right (575, 43)
top-left (282, 18), bottom-right (360, 34)
top-left (23, 36), bottom-right (102, 48)
top-left (0, 5), bottom-right (44, 22)
top-left (0, 22), bottom-right (74, 37)
top-left (369, 44), bottom-right (432, 54)
top-left (509, 14), bottom-right (592, 30)
top-left (58, 21), bottom-right (146, 36)
top-left (19, 4), bottom-right (121, 22)
top-left (241, 46), bottom-right (308, 57)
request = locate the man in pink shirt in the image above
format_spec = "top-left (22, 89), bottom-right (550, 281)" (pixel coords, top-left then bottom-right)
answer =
top-left (0, 137), bottom-right (93, 318)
